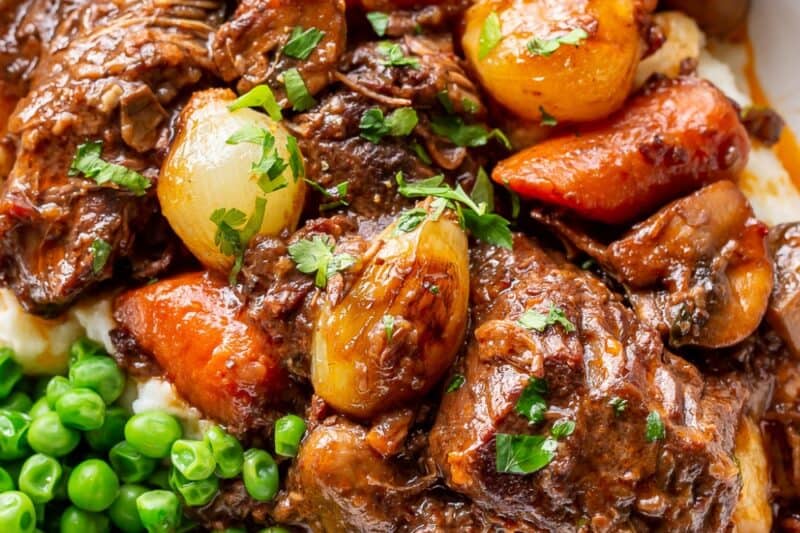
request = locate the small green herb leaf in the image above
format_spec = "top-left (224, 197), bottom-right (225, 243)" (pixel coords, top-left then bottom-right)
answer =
top-left (283, 68), bottom-right (317, 111)
top-left (551, 419), bottom-right (575, 439)
top-left (283, 26), bottom-right (325, 60)
top-left (496, 433), bottom-right (558, 474)
top-left (366, 12), bottom-right (390, 37)
top-left (377, 42), bottom-right (420, 68)
top-left (609, 397), bottom-right (628, 416)
top-left (227, 126), bottom-right (289, 193)
top-left (395, 208), bottom-right (428, 234)
top-left (645, 411), bottom-right (665, 442)
top-left (69, 141), bottom-right (151, 196)
top-left (515, 378), bottom-right (548, 424)
top-left (228, 85), bottom-right (282, 122)
top-left (210, 197), bottom-right (267, 284)
top-left (539, 106), bottom-right (558, 127)
top-left (382, 314), bottom-right (395, 343)
top-left (410, 141), bottom-right (433, 164)
top-left (527, 28), bottom-right (588, 57)
top-left (359, 107), bottom-right (419, 143)
top-left (288, 236), bottom-right (355, 288)
top-left (304, 179), bottom-right (349, 210)
top-left (90, 239), bottom-right (111, 275)
top-left (471, 167), bottom-right (495, 213)
top-left (518, 304), bottom-right (576, 333)
top-left (463, 98), bottom-right (480, 114)
top-left (286, 135), bottom-right (304, 181)
top-left (479, 12), bottom-right (503, 60)
top-left (446, 374), bottom-right (465, 393)
top-left (430, 115), bottom-right (511, 149)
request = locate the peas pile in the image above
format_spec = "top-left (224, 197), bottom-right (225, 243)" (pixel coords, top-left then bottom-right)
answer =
top-left (0, 340), bottom-right (306, 532)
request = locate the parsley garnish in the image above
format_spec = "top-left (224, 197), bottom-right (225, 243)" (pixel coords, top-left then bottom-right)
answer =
top-left (479, 12), bottom-right (502, 59)
top-left (515, 378), bottom-right (548, 424)
top-left (539, 106), bottom-right (558, 127)
top-left (471, 167), bottom-right (495, 212)
top-left (304, 179), bottom-right (349, 210)
top-left (227, 126), bottom-right (289, 193)
top-left (437, 91), bottom-right (455, 114)
top-left (446, 374), bottom-right (465, 393)
top-left (69, 141), bottom-right (151, 196)
top-left (410, 141), bottom-right (432, 164)
top-left (430, 114), bottom-right (511, 149)
top-left (463, 98), bottom-right (480, 114)
top-left (495, 433), bottom-right (557, 474)
top-left (283, 26), bottom-right (325, 60)
top-left (286, 135), bottom-right (304, 181)
top-left (382, 314), bottom-right (395, 342)
top-left (228, 85), bottom-right (282, 122)
top-left (429, 285), bottom-right (440, 295)
top-left (377, 42), bottom-right (420, 68)
top-left (518, 304), bottom-right (576, 333)
top-left (509, 189), bottom-right (521, 219)
top-left (395, 208), bottom-right (428, 234)
top-left (526, 28), bottom-right (588, 57)
top-left (551, 419), bottom-right (575, 439)
top-left (288, 236), bottom-right (356, 288)
top-left (609, 397), bottom-right (627, 416)
top-left (283, 68), bottom-right (316, 111)
top-left (366, 12), bottom-right (390, 37)
top-left (90, 239), bottom-right (111, 275)
top-left (359, 107), bottom-right (418, 143)
top-left (395, 172), bottom-right (512, 249)
top-left (645, 411), bottom-right (665, 442)
top-left (210, 197), bottom-right (267, 284)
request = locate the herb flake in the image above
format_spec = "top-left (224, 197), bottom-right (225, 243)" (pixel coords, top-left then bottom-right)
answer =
top-left (645, 411), bottom-right (665, 442)
top-left (283, 68), bottom-right (317, 111)
top-left (228, 85), bottom-right (282, 122)
top-left (496, 433), bottom-right (557, 474)
top-left (527, 28), bottom-right (588, 57)
top-left (359, 107), bottom-right (419, 143)
top-left (288, 236), bottom-right (356, 288)
top-left (366, 12), bottom-right (390, 37)
top-left (479, 12), bottom-right (503, 59)
top-left (69, 141), bottom-right (151, 196)
top-left (515, 378), bottom-right (548, 424)
top-left (609, 397), bottom-right (627, 416)
top-left (90, 239), bottom-right (111, 275)
top-left (518, 304), bottom-right (576, 333)
top-left (377, 42), bottom-right (420, 68)
top-left (283, 26), bottom-right (325, 60)
top-left (446, 374), bottom-right (465, 393)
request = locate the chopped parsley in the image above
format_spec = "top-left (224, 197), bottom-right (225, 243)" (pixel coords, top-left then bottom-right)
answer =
top-left (288, 235), bottom-right (356, 288)
top-left (304, 179), bottom-right (349, 210)
top-left (359, 107), bottom-right (418, 143)
top-left (437, 91), bottom-right (455, 114)
top-left (430, 114), bottom-right (511, 149)
top-left (518, 304), bottom-right (576, 333)
top-left (446, 374), bottom-right (465, 393)
top-left (283, 68), bottom-right (316, 111)
top-left (479, 12), bottom-right (502, 59)
top-left (382, 314), bottom-right (395, 343)
top-left (495, 433), bottom-right (557, 474)
top-left (366, 12), bottom-right (390, 37)
top-left (539, 106), bottom-right (558, 127)
top-left (515, 377), bottom-right (548, 424)
top-left (395, 208), bottom-right (428, 234)
top-left (526, 28), bottom-right (588, 57)
top-left (377, 42), bottom-right (420, 68)
top-left (286, 135), bottom-right (304, 181)
top-left (395, 172), bottom-right (512, 249)
top-left (227, 126), bottom-right (289, 193)
top-left (471, 167), bottom-right (495, 213)
top-left (283, 26), bottom-right (325, 60)
top-left (69, 141), bottom-right (151, 196)
top-left (210, 197), bottom-right (267, 284)
top-left (609, 397), bottom-right (627, 416)
top-left (509, 188), bottom-right (521, 219)
top-left (228, 84), bottom-right (282, 122)
top-left (90, 239), bottom-right (111, 275)
top-left (551, 419), bottom-right (575, 439)
top-left (645, 411), bottom-right (665, 442)
top-left (429, 285), bottom-right (440, 295)
top-left (463, 98), bottom-right (480, 114)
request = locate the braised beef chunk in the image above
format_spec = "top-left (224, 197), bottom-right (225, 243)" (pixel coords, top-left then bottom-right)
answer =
top-left (289, 35), bottom-right (489, 220)
top-left (768, 222), bottom-right (800, 357)
top-left (0, 0), bottom-right (225, 315)
top-left (212, 0), bottom-right (347, 96)
top-left (349, 1), bottom-right (471, 37)
top-left (429, 236), bottom-right (745, 531)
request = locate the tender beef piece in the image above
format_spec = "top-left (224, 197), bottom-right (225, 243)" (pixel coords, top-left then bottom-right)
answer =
top-left (108, 327), bottom-right (162, 379)
top-left (213, 0), bottom-right (346, 96)
top-left (289, 35), bottom-right (488, 220)
top-left (184, 479), bottom-right (271, 530)
top-left (768, 222), bottom-right (800, 357)
top-left (429, 235), bottom-right (746, 532)
top-left (0, 0), bottom-right (225, 315)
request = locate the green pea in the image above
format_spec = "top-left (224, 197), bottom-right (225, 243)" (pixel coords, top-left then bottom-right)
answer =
top-left (56, 388), bottom-right (106, 431)
top-left (18, 453), bottom-right (62, 503)
top-left (69, 356), bottom-right (126, 405)
top-left (0, 465), bottom-right (15, 491)
top-left (45, 376), bottom-right (71, 408)
top-left (67, 459), bottom-right (119, 512)
top-left (0, 348), bottom-right (23, 400)
top-left (109, 441), bottom-right (157, 483)
top-left (0, 491), bottom-right (36, 533)
top-left (204, 425), bottom-right (243, 479)
top-left (109, 484), bottom-right (148, 533)
top-left (135, 490), bottom-right (181, 533)
top-left (1, 391), bottom-right (33, 413)
top-left (0, 409), bottom-right (31, 460)
top-left (86, 406), bottom-right (128, 452)
top-left (170, 439), bottom-right (216, 481)
top-left (59, 506), bottom-right (110, 533)
top-left (28, 397), bottom-right (52, 419)
top-left (274, 414), bottom-right (306, 457)
top-left (168, 467), bottom-right (218, 507)
top-left (69, 338), bottom-right (107, 367)
top-left (27, 411), bottom-right (80, 457)
top-left (242, 448), bottom-right (279, 502)
top-left (124, 412), bottom-right (182, 459)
